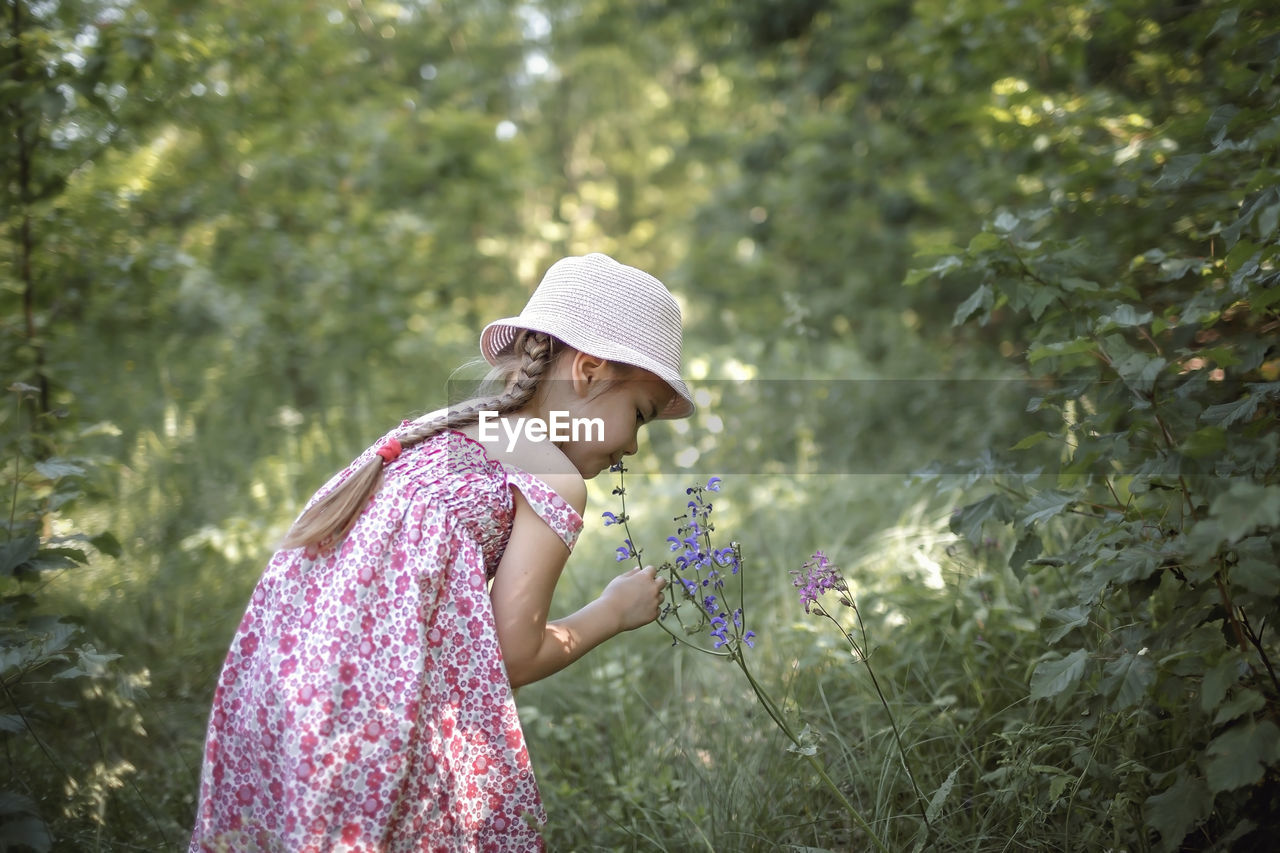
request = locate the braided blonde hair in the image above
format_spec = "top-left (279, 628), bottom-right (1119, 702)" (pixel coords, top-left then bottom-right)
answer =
top-left (281, 331), bottom-right (560, 551)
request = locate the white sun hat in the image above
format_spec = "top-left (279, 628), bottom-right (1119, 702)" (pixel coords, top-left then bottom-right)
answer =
top-left (480, 253), bottom-right (695, 419)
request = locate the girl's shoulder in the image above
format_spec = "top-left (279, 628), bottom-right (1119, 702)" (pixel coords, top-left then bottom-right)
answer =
top-left (456, 422), bottom-right (587, 515)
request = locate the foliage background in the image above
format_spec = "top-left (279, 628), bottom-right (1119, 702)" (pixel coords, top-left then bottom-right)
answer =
top-left (2, 0), bottom-right (1277, 849)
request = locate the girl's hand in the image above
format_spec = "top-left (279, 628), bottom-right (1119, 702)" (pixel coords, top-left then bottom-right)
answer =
top-left (601, 565), bottom-right (666, 632)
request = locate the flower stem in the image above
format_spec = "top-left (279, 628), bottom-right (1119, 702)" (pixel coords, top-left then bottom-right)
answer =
top-left (822, 609), bottom-right (932, 840)
top-left (733, 650), bottom-right (890, 852)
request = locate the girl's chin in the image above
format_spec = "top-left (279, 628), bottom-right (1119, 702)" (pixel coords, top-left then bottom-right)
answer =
top-left (570, 458), bottom-right (604, 479)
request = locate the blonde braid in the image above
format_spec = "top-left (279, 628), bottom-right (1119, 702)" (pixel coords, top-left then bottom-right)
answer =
top-left (395, 331), bottom-right (555, 449)
top-left (280, 332), bottom-right (558, 551)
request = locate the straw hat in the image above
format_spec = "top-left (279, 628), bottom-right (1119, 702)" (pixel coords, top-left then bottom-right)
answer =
top-left (480, 253), bottom-right (695, 419)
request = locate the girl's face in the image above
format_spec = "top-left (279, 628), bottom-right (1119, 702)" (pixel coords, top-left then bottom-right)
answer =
top-left (560, 363), bottom-right (674, 479)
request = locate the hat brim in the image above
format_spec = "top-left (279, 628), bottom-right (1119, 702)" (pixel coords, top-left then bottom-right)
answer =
top-left (480, 318), bottom-right (695, 419)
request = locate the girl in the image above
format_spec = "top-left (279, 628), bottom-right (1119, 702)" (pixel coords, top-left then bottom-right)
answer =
top-left (191, 253), bottom-right (695, 852)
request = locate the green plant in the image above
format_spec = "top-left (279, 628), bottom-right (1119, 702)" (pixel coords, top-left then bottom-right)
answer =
top-left (0, 383), bottom-right (141, 851)
top-left (914, 4), bottom-right (1280, 846)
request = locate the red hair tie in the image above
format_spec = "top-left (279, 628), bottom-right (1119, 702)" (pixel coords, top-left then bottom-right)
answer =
top-left (375, 438), bottom-right (402, 465)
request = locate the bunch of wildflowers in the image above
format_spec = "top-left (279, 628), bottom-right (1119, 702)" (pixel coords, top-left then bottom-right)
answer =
top-left (791, 550), bottom-right (852, 615)
top-left (605, 467), bottom-right (754, 654)
top-left (604, 466), bottom-right (889, 850)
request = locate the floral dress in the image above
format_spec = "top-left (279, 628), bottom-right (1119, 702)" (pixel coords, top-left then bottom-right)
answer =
top-left (191, 428), bottom-right (583, 853)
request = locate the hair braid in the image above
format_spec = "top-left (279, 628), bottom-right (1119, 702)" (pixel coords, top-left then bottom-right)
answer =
top-left (280, 331), bottom-right (558, 552)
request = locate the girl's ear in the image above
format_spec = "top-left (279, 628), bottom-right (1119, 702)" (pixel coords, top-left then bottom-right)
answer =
top-left (569, 350), bottom-right (608, 395)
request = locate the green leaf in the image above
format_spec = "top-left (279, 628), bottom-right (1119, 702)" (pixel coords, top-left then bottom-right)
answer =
top-left (992, 212), bottom-right (1019, 233)
top-left (1156, 257), bottom-right (1206, 282)
top-left (1008, 533), bottom-right (1043, 574)
top-left (1214, 689), bottom-right (1265, 726)
top-left (1113, 351), bottom-right (1166, 397)
top-left (1200, 393), bottom-right (1261, 427)
top-left (1043, 605), bottom-right (1089, 644)
top-left (1232, 554), bottom-right (1280, 597)
top-left (1258, 202), bottom-right (1280, 240)
top-left (1010, 431), bottom-right (1050, 451)
top-left (1101, 651), bottom-right (1155, 710)
top-left (925, 765), bottom-right (960, 824)
top-left (1017, 489), bottom-right (1076, 527)
top-left (32, 458), bottom-right (86, 480)
top-left (1026, 285), bottom-right (1058, 320)
top-left (37, 547), bottom-right (88, 566)
top-left (1143, 771), bottom-right (1211, 853)
top-left (1204, 719), bottom-right (1280, 793)
top-left (0, 791), bottom-right (38, 815)
top-left (967, 231), bottom-right (1002, 253)
top-left (1179, 426), bottom-right (1226, 459)
top-left (1048, 774), bottom-right (1071, 801)
top-left (949, 493), bottom-right (1012, 546)
top-left (90, 532), bottom-right (123, 559)
top-left (1201, 655), bottom-right (1244, 713)
top-left (1153, 154), bottom-right (1202, 190)
top-left (905, 255), bottom-right (962, 286)
top-left (1060, 276), bottom-right (1100, 292)
top-left (24, 550), bottom-right (81, 573)
top-left (1028, 337), bottom-right (1096, 364)
top-left (953, 283), bottom-right (993, 326)
top-left (1030, 648), bottom-right (1089, 701)
top-left (1207, 7), bottom-right (1239, 38)
top-left (0, 817), bottom-right (53, 853)
top-left (0, 536), bottom-right (39, 578)
top-left (1189, 484), bottom-right (1280, 560)
top-left (1208, 483), bottom-right (1280, 543)
top-left (1095, 304), bottom-right (1152, 330)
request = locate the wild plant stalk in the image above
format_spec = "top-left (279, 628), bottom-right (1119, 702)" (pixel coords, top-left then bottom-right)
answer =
top-left (795, 553), bottom-right (932, 839)
top-left (605, 466), bottom-right (890, 852)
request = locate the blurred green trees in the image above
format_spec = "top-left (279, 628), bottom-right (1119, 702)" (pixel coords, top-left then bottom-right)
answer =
top-left (3, 0), bottom-right (1276, 849)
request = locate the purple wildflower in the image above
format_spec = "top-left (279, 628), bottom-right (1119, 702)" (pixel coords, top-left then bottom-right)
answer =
top-left (791, 550), bottom-right (848, 613)
top-left (710, 615), bottom-right (729, 648)
top-left (601, 511), bottom-right (620, 526)
top-left (616, 538), bottom-right (639, 562)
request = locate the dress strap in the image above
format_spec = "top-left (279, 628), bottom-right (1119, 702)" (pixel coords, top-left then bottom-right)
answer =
top-left (503, 466), bottom-right (584, 550)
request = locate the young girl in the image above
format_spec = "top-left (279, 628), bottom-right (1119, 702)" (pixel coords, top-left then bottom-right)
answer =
top-left (191, 253), bottom-right (694, 852)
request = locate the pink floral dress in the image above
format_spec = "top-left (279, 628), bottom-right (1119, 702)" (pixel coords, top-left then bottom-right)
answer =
top-left (191, 428), bottom-right (583, 852)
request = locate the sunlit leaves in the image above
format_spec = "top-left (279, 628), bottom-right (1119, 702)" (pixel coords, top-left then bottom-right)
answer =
top-left (948, 493), bottom-right (1012, 546)
top-left (1015, 489), bottom-right (1076, 528)
top-left (952, 284), bottom-right (993, 327)
top-left (904, 0), bottom-right (1280, 846)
